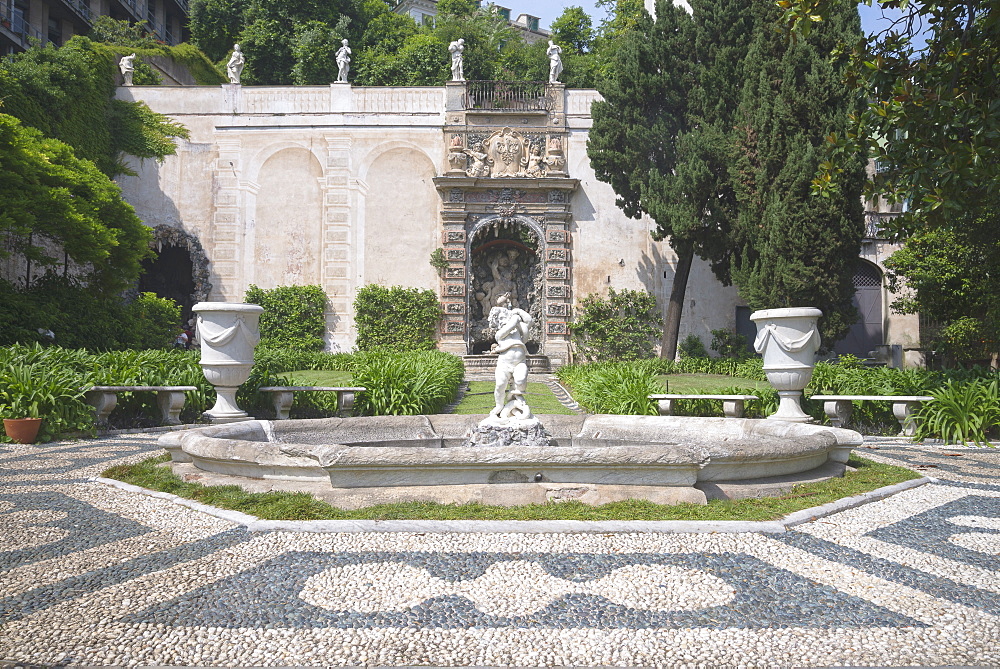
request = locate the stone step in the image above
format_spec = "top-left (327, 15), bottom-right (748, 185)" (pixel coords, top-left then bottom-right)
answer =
top-left (462, 354), bottom-right (551, 373)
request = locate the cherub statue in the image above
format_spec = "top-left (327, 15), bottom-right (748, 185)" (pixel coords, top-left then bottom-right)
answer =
top-left (489, 293), bottom-right (533, 420)
top-left (465, 142), bottom-right (491, 178)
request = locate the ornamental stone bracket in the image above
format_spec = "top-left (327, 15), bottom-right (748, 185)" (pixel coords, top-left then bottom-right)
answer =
top-left (434, 175), bottom-right (577, 361)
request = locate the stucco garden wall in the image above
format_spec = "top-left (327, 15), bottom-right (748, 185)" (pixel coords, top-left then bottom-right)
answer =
top-left (115, 84), bottom-right (905, 358)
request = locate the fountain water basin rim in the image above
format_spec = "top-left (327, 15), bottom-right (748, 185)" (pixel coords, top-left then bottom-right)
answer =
top-left (159, 414), bottom-right (861, 507)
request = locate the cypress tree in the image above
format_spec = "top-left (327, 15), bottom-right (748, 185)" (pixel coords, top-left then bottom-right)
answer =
top-left (588, 0), bottom-right (754, 358)
top-left (730, 2), bottom-right (866, 345)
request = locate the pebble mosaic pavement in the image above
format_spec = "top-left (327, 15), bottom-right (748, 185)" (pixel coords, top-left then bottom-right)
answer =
top-left (1, 432), bottom-right (999, 667)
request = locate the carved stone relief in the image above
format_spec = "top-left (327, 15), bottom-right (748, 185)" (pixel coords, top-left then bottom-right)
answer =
top-left (459, 129), bottom-right (566, 179)
top-left (547, 285), bottom-right (568, 298)
top-left (547, 303), bottom-right (569, 317)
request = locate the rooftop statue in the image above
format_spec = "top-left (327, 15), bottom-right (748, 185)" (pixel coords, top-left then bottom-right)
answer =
top-left (449, 38), bottom-right (465, 81)
top-left (227, 44), bottom-right (245, 84)
top-left (547, 41), bottom-right (563, 84)
top-left (336, 39), bottom-right (352, 83)
top-left (119, 53), bottom-right (135, 86)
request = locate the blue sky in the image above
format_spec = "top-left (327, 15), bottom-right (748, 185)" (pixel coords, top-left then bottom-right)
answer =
top-left (527, 1), bottom-right (902, 36)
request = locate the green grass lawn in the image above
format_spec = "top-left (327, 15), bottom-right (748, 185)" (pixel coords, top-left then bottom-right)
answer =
top-left (104, 454), bottom-right (921, 522)
top-left (658, 373), bottom-right (770, 393)
top-left (283, 369), bottom-right (354, 386)
top-left (451, 380), bottom-right (578, 415)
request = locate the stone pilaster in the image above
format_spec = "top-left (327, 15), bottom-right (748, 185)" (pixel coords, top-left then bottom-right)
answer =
top-left (320, 135), bottom-right (354, 341)
top-left (209, 137), bottom-right (244, 299)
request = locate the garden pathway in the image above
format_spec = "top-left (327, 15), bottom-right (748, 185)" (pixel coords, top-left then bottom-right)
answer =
top-left (1, 432), bottom-right (998, 667)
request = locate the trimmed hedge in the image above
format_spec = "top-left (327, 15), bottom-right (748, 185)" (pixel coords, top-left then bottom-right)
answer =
top-left (354, 284), bottom-right (442, 352)
top-left (245, 284), bottom-right (328, 351)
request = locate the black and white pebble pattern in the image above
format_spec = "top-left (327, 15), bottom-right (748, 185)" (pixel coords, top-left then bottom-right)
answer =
top-left (1, 433), bottom-right (998, 667)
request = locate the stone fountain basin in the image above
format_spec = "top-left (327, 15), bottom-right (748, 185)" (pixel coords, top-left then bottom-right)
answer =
top-left (160, 414), bottom-right (862, 507)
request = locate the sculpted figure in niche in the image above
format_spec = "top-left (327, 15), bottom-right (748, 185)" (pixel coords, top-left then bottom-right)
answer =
top-left (449, 38), bottom-right (465, 81)
top-left (119, 53), bottom-right (135, 86)
top-left (525, 145), bottom-right (545, 178)
top-left (477, 249), bottom-right (520, 316)
top-left (489, 293), bottom-right (533, 420)
top-left (336, 39), bottom-right (352, 82)
top-left (465, 142), bottom-right (491, 178)
top-left (547, 41), bottom-right (563, 83)
top-left (227, 44), bottom-right (245, 84)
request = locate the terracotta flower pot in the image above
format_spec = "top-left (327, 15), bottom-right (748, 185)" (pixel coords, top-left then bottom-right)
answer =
top-left (3, 417), bottom-right (43, 444)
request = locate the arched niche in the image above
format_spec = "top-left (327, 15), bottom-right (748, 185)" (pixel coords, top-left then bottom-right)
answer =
top-left (363, 146), bottom-right (438, 287)
top-left (468, 215), bottom-right (544, 354)
top-left (253, 147), bottom-right (324, 287)
top-left (138, 225), bottom-right (212, 322)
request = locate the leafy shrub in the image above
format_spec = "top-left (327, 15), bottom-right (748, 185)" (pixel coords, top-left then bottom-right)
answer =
top-left (677, 334), bottom-right (708, 359)
top-left (125, 292), bottom-right (181, 349)
top-left (245, 284), bottom-right (327, 351)
top-left (570, 288), bottom-right (661, 361)
top-left (0, 276), bottom-right (182, 351)
top-left (557, 361), bottom-right (662, 415)
top-left (354, 285), bottom-right (442, 352)
top-left (0, 344), bottom-right (213, 439)
top-left (710, 328), bottom-right (751, 359)
top-left (914, 379), bottom-right (1000, 446)
top-left (351, 350), bottom-right (464, 415)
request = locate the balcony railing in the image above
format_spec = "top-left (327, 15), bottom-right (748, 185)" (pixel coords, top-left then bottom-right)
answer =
top-left (1, 10), bottom-right (46, 48)
top-left (864, 211), bottom-right (900, 240)
top-left (59, 0), bottom-right (94, 23)
top-left (464, 80), bottom-right (554, 111)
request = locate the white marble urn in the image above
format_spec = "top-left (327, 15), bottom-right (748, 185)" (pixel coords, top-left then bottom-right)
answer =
top-left (193, 302), bottom-right (264, 423)
top-left (750, 307), bottom-right (822, 423)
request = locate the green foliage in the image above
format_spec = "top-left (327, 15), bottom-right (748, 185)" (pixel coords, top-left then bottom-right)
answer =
top-left (570, 288), bottom-right (661, 361)
top-left (437, 0), bottom-right (478, 17)
top-left (429, 247), bottom-right (448, 274)
top-left (190, 0), bottom-right (251, 62)
top-left (729, 2), bottom-right (866, 347)
top-left (0, 37), bottom-right (191, 177)
top-left (353, 284), bottom-right (442, 353)
top-left (88, 16), bottom-right (162, 48)
top-left (0, 116), bottom-right (153, 294)
top-left (551, 6), bottom-right (595, 54)
top-left (556, 360), bottom-right (662, 415)
top-left (245, 284), bottom-right (328, 351)
top-left (914, 379), bottom-right (1000, 446)
top-left (351, 350), bottom-right (464, 415)
top-left (0, 276), bottom-right (183, 351)
top-left (291, 20), bottom-right (348, 84)
top-left (710, 328), bottom-right (751, 359)
top-left (883, 221), bottom-right (1000, 364)
top-left (796, 1), bottom-right (1000, 233)
top-left (126, 293), bottom-right (182, 350)
top-left (677, 334), bottom-right (708, 360)
top-left (0, 344), bottom-right (212, 439)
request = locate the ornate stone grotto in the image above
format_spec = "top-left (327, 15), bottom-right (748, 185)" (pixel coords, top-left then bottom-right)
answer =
top-left (434, 176), bottom-right (577, 360)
